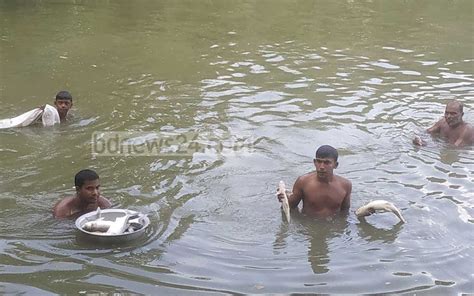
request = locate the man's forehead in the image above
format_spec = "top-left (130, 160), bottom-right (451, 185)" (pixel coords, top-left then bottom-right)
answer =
top-left (446, 102), bottom-right (461, 111)
top-left (315, 157), bottom-right (336, 161)
top-left (82, 179), bottom-right (100, 186)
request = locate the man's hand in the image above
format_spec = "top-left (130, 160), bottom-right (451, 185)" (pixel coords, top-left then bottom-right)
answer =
top-left (276, 189), bottom-right (291, 202)
top-left (413, 135), bottom-right (426, 146)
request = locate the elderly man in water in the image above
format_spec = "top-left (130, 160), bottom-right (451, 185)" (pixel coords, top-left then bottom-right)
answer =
top-left (277, 145), bottom-right (352, 217)
top-left (53, 169), bottom-right (111, 219)
top-left (414, 99), bottom-right (474, 147)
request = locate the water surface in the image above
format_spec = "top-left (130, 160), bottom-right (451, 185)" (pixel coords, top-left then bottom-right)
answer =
top-left (0, 0), bottom-right (473, 294)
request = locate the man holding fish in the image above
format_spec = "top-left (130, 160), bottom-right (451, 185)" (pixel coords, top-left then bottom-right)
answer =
top-left (277, 145), bottom-right (352, 218)
top-left (53, 169), bottom-right (112, 218)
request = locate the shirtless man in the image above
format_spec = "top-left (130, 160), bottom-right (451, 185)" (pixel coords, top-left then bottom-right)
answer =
top-left (53, 169), bottom-right (112, 219)
top-left (414, 100), bottom-right (474, 147)
top-left (277, 145), bottom-right (352, 217)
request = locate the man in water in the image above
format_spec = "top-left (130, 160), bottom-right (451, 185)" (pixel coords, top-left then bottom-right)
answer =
top-left (0, 90), bottom-right (74, 129)
top-left (41, 90), bottom-right (73, 122)
top-left (54, 90), bottom-right (73, 122)
top-left (277, 145), bottom-right (352, 217)
top-left (53, 169), bottom-right (112, 219)
top-left (414, 99), bottom-right (474, 147)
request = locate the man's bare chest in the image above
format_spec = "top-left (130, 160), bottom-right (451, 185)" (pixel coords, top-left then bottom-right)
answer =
top-left (302, 182), bottom-right (346, 203)
top-left (440, 125), bottom-right (464, 142)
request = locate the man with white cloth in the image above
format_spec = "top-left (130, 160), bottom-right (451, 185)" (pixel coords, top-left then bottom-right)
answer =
top-left (0, 90), bottom-right (73, 129)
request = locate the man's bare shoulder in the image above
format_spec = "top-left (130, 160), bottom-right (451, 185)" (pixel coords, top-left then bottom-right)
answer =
top-left (463, 123), bottom-right (474, 143)
top-left (53, 195), bottom-right (76, 218)
top-left (427, 118), bottom-right (445, 133)
top-left (98, 196), bottom-right (112, 208)
top-left (54, 195), bottom-right (75, 207)
top-left (297, 171), bottom-right (317, 182)
top-left (465, 122), bottom-right (474, 133)
top-left (334, 175), bottom-right (352, 187)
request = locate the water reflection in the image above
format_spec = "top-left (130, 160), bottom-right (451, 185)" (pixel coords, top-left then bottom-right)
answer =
top-left (274, 213), bottom-right (351, 275)
top-left (304, 216), bottom-right (350, 275)
top-left (356, 218), bottom-right (403, 243)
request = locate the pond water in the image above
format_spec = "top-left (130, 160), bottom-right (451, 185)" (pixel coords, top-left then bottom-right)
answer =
top-left (0, 0), bottom-right (473, 294)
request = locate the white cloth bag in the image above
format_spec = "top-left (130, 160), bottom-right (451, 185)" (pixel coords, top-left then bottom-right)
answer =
top-left (41, 104), bottom-right (61, 127)
top-left (0, 104), bottom-right (60, 129)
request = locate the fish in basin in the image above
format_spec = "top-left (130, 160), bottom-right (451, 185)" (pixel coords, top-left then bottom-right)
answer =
top-left (82, 209), bottom-right (145, 235)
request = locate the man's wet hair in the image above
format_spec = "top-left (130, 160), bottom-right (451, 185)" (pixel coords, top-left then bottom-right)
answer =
top-left (56, 90), bottom-right (73, 101)
top-left (315, 145), bottom-right (338, 161)
top-left (75, 169), bottom-right (99, 188)
top-left (447, 99), bottom-right (463, 113)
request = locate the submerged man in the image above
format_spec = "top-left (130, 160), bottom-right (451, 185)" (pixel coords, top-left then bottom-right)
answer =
top-left (53, 169), bottom-right (112, 219)
top-left (277, 145), bottom-right (352, 217)
top-left (0, 90), bottom-right (73, 129)
top-left (41, 90), bottom-right (73, 122)
top-left (53, 90), bottom-right (73, 122)
top-left (414, 99), bottom-right (474, 147)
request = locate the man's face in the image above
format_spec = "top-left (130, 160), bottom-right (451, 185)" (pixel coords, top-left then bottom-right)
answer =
top-left (444, 103), bottom-right (463, 127)
top-left (54, 99), bottom-right (73, 119)
top-left (76, 179), bottom-right (100, 204)
top-left (314, 157), bottom-right (338, 179)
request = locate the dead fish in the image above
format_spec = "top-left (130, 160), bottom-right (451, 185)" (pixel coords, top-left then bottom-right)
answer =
top-left (82, 209), bottom-right (145, 234)
top-left (96, 207), bottom-right (102, 219)
top-left (82, 207), bottom-right (111, 232)
top-left (82, 219), bottom-right (114, 232)
top-left (277, 181), bottom-right (291, 223)
top-left (106, 211), bottom-right (134, 235)
top-left (355, 200), bottom-right (406, 223)
top-left (127, 216), bottom-right (145, 232)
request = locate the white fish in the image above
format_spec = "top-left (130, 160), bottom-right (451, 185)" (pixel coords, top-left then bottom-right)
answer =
top-left (355, 200), bottom-right (406, 223)
top-left (82, 207), bottom-right (111, 232)
top-left (106, 212), bottom-right (133, 235)
top-left (277, 181), bottom-right (291, 223)
top-left (82, 209), bottom-right (145, 234)
top-left (83, 219), bottom-right (114, 232)
top-left (96, 207), bottom-right (102, 219)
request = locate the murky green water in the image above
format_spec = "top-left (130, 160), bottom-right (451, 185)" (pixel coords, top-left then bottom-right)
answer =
top-left (1, 0), bottom-right (473, 294)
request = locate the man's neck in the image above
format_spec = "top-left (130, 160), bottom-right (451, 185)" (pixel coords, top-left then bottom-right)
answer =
top-left (448, 119), bottom-right (464, 130)
top-left (74, 194), bottom-right (97, 210)
top-left (317, 174), bottom-right (334, 183)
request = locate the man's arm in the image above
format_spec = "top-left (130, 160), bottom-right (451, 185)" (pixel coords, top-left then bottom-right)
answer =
top-left (455, 124), bottom-right (474, 146)
top-left (287, 176), bottom-right (304, 209)
top-left (53, 205), bottom-right (67, 218)
top-left (98, 196), bottom-right (112, 208)
top-left (52, 197), bottom-right (73, 218)
top-left (427, 119), bottom-right (443, 134)
top-left (468, 126), bottom-right (474, 145)
top-left (414, 119), bottom-right (443, 146)
top-left (340, 180), bottom-right (352, 212)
